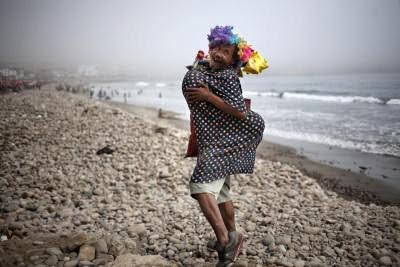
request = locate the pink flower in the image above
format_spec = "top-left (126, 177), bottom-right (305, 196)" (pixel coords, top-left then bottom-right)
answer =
top-left (240, 46), bottom-right (253, 63)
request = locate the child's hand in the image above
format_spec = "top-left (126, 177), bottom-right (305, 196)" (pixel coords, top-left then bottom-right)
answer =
top-left (185, 82), bottom-right (212, 104)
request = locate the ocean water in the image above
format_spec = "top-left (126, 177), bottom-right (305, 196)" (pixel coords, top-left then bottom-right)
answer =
top-left (91, 72), bottom-right (400, 158)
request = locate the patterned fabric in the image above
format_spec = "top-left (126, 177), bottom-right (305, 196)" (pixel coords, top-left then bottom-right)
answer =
top-left (182, 63), bottom-right (265, 183)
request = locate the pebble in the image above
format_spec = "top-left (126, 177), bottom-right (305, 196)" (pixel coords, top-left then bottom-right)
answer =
top-left (32, 240), bottom-right (44, 246)
top-left (278, 259), bottom-right (293, 267)
top-left (44, 255), bottom-right (58, 266)
top-left (262, 234), bottom-right (275, 247)
top-left (79, 244), bottom-right (95, 261)
top-left (94, 238), bottom-right (108, 255)
top-left (93, 258), bottom-right (106, 265)
top-left (25, 203), bottom-right (39, 212)
top-left (379, 256), bottom-right (392, 266)
top-left (29, 255), bottom-right (40, 262)
top-left (246, 221), bottom-right (256, 232)
top-left (309, 258), bottom-right (327, 267)
top-left (277, 244), bottom-right (287, 253)
top-left (276, 235), bottom-right (291, 246)
top-left (293, 260), bottom-right (305, 267)
top-left (246, 248), bottom-right (258, 256)
top-left (46, 247), bottom-right (63, 256)
top-left (167, 236), bottom-right (181, 244)
top-left (78, 260), bottom-right (95, 266)
top-left (4, 203), bottom-right (19, 212)
top-left (127, 224), bottom-right (146, 237)
top-left (64, 259), bottom-right (79, 267)
top-left (303, 226), bottom-right (321, 235)
top-left (167, 249), bottom-right (175, 258)
top-left (159, 167), bottom-right (171, 178)
top-left (322, 246), bottom-right (335, 257)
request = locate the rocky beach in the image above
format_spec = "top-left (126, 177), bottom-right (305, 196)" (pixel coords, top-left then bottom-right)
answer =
top-left (1, 86), bottom-right (400, 267)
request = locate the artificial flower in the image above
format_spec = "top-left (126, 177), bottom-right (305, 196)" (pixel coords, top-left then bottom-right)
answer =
top-left (242, 51), bottom-right (269, 74)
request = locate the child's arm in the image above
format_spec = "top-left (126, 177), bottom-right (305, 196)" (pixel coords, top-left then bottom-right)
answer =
top-left (185, 82), bottom-right (246, 120)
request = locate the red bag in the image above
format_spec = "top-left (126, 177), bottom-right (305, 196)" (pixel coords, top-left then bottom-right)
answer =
top-left (185, 113), bottom-right (199, 157)
top-left (185, 98), bottom-right (251, 158)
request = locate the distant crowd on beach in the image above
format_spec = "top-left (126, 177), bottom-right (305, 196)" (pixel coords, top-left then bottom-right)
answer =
top-left (55, 83), bottom-right (90, 94)
top-left (94, 88), bottom-right (133, 102)
top-left (55, 82), bottom-right (165, 105)
top-left (55, 83), bottom-right (133, 103)
top-left (0, 79), bottom-right (43, 93)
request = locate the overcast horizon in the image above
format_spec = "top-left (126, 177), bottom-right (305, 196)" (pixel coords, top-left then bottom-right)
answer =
top-left (1, 0), bottom-right (400, 78)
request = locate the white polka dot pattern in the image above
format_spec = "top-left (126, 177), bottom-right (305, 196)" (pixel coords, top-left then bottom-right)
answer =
top-left (182, 64), bottom-right (265, 183)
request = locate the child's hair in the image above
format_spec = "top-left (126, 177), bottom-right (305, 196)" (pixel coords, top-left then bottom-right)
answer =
top-left (207, 25), bottom-right (268, 75)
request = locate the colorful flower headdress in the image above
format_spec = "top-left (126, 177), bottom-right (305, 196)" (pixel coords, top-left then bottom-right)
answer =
top-left (207, 25), bottom-right (269, 75)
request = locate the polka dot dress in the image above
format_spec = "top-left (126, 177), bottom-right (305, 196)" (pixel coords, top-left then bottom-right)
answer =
top-left (182, 63), bottom-right (265, 184)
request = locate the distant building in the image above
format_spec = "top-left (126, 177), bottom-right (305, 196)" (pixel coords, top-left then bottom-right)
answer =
top-left (78, 65), bottom-right (99, 76)
top-left (52, 70), bottom-right (65, 78)
top-left (0, 68), bottom-right (25, 79)
top-left (15, 68), bottom-right (25, 79)
top-left (25, 72), bottom-right (36, 79)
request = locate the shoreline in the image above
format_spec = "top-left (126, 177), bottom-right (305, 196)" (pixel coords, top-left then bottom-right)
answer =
top-left (103, 99), bottom-right (400, 205)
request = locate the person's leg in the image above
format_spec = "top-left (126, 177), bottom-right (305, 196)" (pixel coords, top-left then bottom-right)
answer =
top-left (215, 177), bottom-right (244, 266)
top-left (195, 193), bottom-right (229, 246)
top-left (218, 200), bottom-right (236, 232)
top-left (216, 176), bottom-right (236, 232)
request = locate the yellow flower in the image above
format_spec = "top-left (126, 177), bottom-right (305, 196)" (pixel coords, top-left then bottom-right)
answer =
top-left (242, 51), bottom-right (269, 74)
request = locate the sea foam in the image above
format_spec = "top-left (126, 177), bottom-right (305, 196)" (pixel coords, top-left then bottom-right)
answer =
top-left (243, 90), bottom-right (387, 104)
top-left (135, 81), bottom-right (149, 87)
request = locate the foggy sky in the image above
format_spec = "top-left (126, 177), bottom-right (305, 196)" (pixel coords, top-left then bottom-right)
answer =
top-left (1, 0), bottom-right (400, 77)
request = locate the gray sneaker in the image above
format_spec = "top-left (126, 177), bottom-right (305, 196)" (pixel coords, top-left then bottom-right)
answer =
top-left (215, 231), bottom-right (244, 267)
top-left (207, 231), bottom-right (237, 252)
top-left (207, 239), bottom-right (218, 251)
